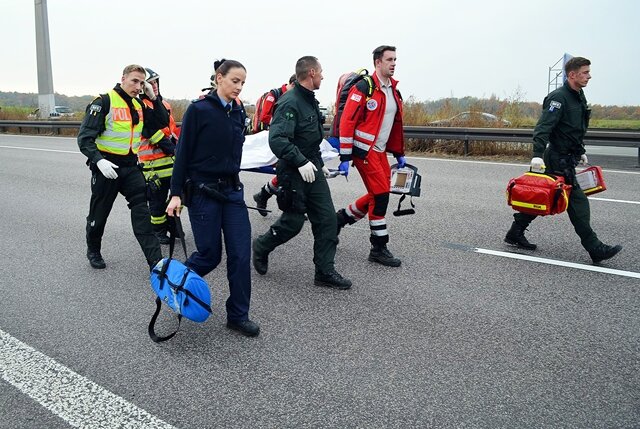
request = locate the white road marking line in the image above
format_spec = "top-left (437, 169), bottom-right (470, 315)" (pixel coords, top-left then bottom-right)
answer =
top-left (589, 197), bottom-right (640, 205)
top-left (412, 156), bottom-right (640, 175)
top-left (0, 328), bottom-right (175, 429)
top-left (0, 145), bottom-right (80, 154)
top-left (475, 248), bottom-right (639, 279)
top-left (0, 134), bottom-right (73, 141)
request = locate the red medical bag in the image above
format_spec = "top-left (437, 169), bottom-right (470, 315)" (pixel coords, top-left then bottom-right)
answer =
top-left (506, 171), bottom-right (571, 216)
top-left (575, 165), bottom-right (606, 196)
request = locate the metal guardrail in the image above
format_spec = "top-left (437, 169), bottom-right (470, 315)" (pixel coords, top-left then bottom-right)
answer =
top-left (2, 120), bottom-right (639, 164)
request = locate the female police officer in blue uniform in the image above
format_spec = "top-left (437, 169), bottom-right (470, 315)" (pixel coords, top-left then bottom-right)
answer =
top-left (166, 59), bottom-right (259, 337)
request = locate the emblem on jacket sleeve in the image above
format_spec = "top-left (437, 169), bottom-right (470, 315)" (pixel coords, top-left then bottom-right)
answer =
top-left (89, 104), bottom-right (102, 116)
top-left (549, 101), bottom-right (562, 112)
top-left (350, 93), bottom-right (362, 102)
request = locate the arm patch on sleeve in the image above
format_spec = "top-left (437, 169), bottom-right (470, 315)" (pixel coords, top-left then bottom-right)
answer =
top-left (549, 101), bottom-right (562, 112)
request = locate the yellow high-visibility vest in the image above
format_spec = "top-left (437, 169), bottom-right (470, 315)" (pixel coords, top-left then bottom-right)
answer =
top-left (95, 90), bottom-right (144, 155)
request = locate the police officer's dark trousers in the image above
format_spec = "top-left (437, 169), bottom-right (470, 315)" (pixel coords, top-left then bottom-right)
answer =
top-left (254, 161), bottom-right (338, 274)
top-left (86, 161), bottom-right (162, 266)
top-left (513, 149), bottom-right (600, 251)
top-left (186, 183), bottom-right (252, 322)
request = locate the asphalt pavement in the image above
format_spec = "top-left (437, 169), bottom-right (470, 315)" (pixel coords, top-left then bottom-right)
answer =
top-left (0, 134), bottom-right (638, 428)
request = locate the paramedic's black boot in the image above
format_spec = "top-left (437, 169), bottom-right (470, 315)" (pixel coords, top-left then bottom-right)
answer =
top-left (369, 245), bottom-right (402, 267)
top-left (589, 243), bottom-right (622, 264)
top-left (87, 249), bottom-right (106, 269)
top-left (336, 209), bottom-right (356, 236)
top-left (314, 269), bottom-right (352, 290)
top-left (252, 239), bottom-right (269, 275)
top-left (253, 188), bottom-right (271, 217)
top-left (504, 222), bottom-right (537, 250)
top-left (227, 319), bottom-right (260, 337)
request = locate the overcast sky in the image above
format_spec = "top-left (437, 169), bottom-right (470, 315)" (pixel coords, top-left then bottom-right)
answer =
top-left (2, 0), bottom-right (638, 107)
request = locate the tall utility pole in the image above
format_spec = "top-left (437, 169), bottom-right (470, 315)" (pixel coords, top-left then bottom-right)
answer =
top-left (34, 0), bottom-right (55, 119)
top-left (548, 53), bottom-right (573, 94)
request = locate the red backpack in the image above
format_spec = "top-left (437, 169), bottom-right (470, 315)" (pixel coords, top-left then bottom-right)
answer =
top-left (251, 88), bottom-right (283, 134)
top-left (330, 68), bottom-right (375, 137)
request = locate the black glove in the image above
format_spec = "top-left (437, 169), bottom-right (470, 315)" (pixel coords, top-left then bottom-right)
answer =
top-left (157, 137), bottom-right (176, 156)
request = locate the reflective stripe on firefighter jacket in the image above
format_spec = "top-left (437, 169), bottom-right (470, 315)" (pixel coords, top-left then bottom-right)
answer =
top-left (339, 73), bottom-right (404, 160)
top-left (95, 90), bottom-right (144, 155)
top-left (138, 99), bottom-right (178, 180)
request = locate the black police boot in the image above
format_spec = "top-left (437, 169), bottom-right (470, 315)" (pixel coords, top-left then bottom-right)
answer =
top-left (504, 222), bottom-right (537, 250)
top-left (253, 187), bottom-right (272, 217)
top-left (252, 239), bottom-right (269, 275)
top-left (336, 209), bottom-right (356, 236)
top-left (226, 319), bottom-right (260, 337)
top-left (86, 249), bottom-right (106, 269)
top-left (588, 243), bottom-right (622, 264)
top-left (368, 245), bottom-right (402, 267)
top-left (314, 269), bottom-right (352, 290)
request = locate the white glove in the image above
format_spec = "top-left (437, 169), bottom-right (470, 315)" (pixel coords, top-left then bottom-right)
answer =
top-left (96, 159), bottom-right (119, 179)
top-left (298, 162), bottom-right (317, 183)
top-left (143, 81), bottom-right (156, 100)
top-left (322, 166), bottom-right (330, 178)
top-left (530, 157), bottom-right (545, 172)
top-left (580, 154), bottom-right (588, 165)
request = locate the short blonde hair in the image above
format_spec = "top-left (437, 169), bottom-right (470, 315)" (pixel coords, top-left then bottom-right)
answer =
top-left (122, 64), bottom-right (145, 76)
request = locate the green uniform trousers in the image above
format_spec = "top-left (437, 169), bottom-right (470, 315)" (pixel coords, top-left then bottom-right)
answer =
top-left (254, 160), bottom-right (338, 274)
top-left (514, 148), bottom-right (600, 251)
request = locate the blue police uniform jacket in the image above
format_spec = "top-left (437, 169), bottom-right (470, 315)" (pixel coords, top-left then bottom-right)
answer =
top-left (171, 92), bottom-right (247, 196)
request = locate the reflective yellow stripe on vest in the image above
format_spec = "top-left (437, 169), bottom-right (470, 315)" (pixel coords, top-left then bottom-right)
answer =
top-left (95, 90), bottom-right (144, 155)
top-left (142, 157), bottom-right (174, 180)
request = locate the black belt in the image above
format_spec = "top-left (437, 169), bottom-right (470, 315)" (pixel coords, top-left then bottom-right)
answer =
top-left (100, 151), bottom-right (139, 167)
top-left (548, 146), bottom-right (579, 157)
top-left (205, 175), bottom-right (239, 188)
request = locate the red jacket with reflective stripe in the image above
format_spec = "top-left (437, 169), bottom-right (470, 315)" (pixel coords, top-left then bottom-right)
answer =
top-left (339, 73), bottom-right (404, 160)
top-left (138, 99), bottom-right (179, 162)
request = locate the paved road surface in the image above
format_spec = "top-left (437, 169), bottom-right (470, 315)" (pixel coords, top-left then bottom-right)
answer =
top-left (1, 134), bottom-right (638, 428)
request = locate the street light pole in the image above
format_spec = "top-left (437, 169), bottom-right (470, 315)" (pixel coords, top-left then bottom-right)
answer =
top-left (34, 0), bottom-right (55, 119)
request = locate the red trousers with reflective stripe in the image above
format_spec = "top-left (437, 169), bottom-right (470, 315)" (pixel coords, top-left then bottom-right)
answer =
top-left (350, 150), bottom-right (391, 220)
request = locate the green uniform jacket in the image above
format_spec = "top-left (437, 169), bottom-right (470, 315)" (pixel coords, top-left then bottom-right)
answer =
top-left (268, 82), bottom-right (325, 168)
top-left (532, 82), bottom-right (591, 158)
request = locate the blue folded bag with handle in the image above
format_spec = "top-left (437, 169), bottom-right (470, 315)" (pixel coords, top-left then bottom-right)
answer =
top-left (149, 216), bottom-right (212, 342)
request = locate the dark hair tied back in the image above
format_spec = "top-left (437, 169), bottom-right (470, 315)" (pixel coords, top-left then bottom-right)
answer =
top-left (214, 59), bottom-right (227, 71)
top-left (213, 58), bottom-right (246, 77)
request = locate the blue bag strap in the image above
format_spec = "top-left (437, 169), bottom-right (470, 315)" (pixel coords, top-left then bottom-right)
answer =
top-left (169, 215), bottom-right (189, 261)
top-left (148, 297), bottom-right (182, 343)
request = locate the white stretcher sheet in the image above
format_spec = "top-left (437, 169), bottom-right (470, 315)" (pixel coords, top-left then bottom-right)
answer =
top-left (240, 131), bottom-right (339, 169)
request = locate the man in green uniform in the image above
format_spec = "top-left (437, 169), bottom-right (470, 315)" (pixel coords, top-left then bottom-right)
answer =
top-left (252, 56), bottom-right (352, 289)
top-left (504, 56), bottom-right (622, 264)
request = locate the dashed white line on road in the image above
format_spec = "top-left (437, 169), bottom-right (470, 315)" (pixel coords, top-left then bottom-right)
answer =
top-left (0, 145), bottom-right (80, 155)
top-left (589, 196), bottom-right (640, 205)
top-left (0, 328), bottom-right (175, 429)
top-left (475, 247), bottom-right (639, 279)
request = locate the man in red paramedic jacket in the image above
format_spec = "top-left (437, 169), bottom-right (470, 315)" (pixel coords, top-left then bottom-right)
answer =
top-left (335, 45), bottom-right (406, 267)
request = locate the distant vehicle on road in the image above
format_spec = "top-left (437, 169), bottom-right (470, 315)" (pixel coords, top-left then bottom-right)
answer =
top-left (27, 106), bottom-right (75, 119)
top-left (429, 111), bottom-right (511, 127)
top-left (51, 106), bottom-right (74, 117)
top-left (319, 106), bottom-right (329, 124)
